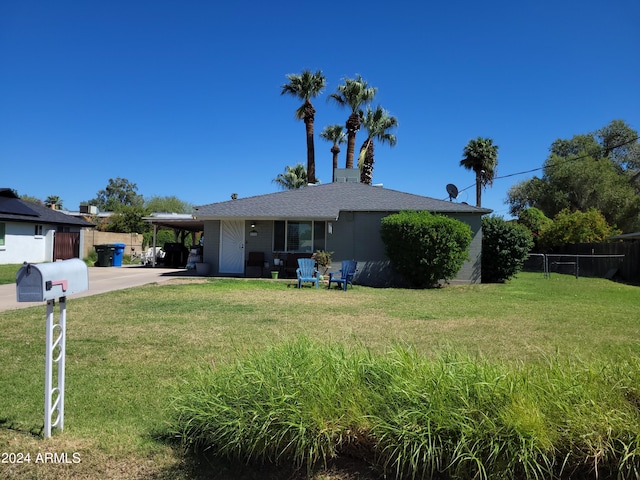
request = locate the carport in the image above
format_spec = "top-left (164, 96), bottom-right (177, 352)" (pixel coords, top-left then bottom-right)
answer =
top-left (142, 213), bottom-right (205, 267)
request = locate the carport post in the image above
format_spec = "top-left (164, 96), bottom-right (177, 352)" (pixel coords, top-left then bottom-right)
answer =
top-left (44, 296), bottom-right (66, 438)
top-left (152, 224), bottom-right (158, 267)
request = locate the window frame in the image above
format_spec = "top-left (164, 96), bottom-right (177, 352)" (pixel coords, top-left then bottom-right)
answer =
top-left (273, 220), bottom-right (326, 253)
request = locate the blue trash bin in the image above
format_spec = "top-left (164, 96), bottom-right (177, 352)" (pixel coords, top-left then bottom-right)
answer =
top-left (112, 243), bottom-right (126, 267)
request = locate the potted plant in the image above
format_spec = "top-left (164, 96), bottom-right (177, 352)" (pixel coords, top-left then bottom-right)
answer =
top-left (314, 250), bottom-right (333, 279)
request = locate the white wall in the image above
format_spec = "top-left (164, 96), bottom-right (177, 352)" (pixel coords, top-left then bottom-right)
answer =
top-left (0, 222), bottom-right (55, 264)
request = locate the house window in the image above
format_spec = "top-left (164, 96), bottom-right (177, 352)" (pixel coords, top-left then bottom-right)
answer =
top-left (274, 221), bottom-right (326, 252)
top-left (0, 223), bottom-right (5, 246)
top-left (34, 224), bottom-right (43, 236)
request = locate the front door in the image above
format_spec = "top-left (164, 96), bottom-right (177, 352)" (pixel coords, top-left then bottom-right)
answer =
top-left (219, 220), bottom-right (245, 274)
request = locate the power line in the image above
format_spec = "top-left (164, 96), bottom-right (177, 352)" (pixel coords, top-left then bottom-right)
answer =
top-left (452, 135), bottom-right (640, 197)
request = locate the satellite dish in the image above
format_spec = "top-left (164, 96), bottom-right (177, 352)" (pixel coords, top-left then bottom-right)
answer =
top-left (446, 183), bottom-right (459, 201)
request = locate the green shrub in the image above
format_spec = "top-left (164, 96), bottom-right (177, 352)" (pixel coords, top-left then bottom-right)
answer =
top-left (518, 207), bottom-right (552, 238)
top-left (482, 215), bottom-right (534, 283)
top-left (517, 207), bottom-right (552, 250)
top-left (538, 208), bottom-right (620, 249)
top-left (380, 210), bottom-right (472, 288)
top-left (84, 250), bottom-right (98, 266)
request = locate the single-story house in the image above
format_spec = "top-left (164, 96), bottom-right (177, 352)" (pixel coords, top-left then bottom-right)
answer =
top-left (194, 181), bottom-right (491, 286)
top-left (0, 188), bottom-right (94, 265)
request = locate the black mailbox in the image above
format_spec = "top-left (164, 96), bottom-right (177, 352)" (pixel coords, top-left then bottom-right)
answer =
top-left (16, 259), bottom-right (89, 302)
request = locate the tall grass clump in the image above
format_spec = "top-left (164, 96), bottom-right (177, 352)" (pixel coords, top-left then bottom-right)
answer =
top-left (170, 338), bottom-right (376, 469)
top-left (368, 349), bottom-right (640, 479)
top-left (170, 338), bottom-right (640, 479)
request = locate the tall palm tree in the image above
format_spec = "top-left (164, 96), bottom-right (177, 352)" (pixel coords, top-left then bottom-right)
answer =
top-left (329, 75), bottom-right (377, 169)
top-left (319, 124), bottom-right (347, 181)
top-left (280, 70), bottom-right (326, 184)
top-left (357, 105), bottom-right (398, 184)
top-left (460, 137), bottom-right (499, 207)
top-left (272, 163), bottom-right (308, 190)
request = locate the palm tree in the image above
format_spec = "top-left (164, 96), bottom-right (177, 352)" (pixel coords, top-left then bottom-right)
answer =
top-left (329, 75), bottom-right (377, 169)
top-left (319, 125), bottom-right (347, 181)
top-left (280, 70), bottom-right (326, 184)
top-left (460, 137), bottom-right (499, 207)
top-left (357, 105), bottom-right (398, 184)
top-left (272, 163), bottom-right (308, 190)
top-left (45, 195), bottom-right (63, 210)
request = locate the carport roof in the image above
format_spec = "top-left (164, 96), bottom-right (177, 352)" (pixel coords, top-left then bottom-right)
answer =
top-left (142, 212), bottom-right (204, 232)
top-left (194, 182), bottom-right (491, 220)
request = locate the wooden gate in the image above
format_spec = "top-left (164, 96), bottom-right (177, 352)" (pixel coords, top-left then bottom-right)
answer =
top-left (54, 232), bottom-right (80, 261)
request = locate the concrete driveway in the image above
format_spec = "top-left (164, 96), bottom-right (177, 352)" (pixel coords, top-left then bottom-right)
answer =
top-left (0, 265), bottom-right (199, 312)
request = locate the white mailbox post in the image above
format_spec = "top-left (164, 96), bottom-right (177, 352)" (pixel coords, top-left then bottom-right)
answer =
top-left (16, 259), bottom-right (89, 438)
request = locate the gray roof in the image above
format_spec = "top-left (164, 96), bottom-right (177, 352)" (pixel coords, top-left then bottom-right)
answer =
top-left (195, 182), bottom-right (491, 220)
top-left (0, 189), bottom-right (94, 227)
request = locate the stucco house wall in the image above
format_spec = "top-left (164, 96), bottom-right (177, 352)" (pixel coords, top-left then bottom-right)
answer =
top-left (1, 222), bottom-right (54, 264)
top-left (202, 220), bottom-right (221, 274)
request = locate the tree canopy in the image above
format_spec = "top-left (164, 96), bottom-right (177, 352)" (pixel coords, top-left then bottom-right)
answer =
top-left (87, 177), bottom-right (144, 212)
top-left (85, 179), bottom-right (194, 235)
top-left (507, 120), bottom-right (640, 232)
top-left (145, 195), bottom-right (194, 214)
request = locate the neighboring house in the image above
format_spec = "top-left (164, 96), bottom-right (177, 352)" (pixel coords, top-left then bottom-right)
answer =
top-left (194, 181), bottom-right (491, 286)
top-left (0, 189), bottom-right (94, 265)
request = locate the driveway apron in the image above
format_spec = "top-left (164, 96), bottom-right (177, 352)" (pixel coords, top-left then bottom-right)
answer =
top-left (0, 266), bottom-right (191, 312)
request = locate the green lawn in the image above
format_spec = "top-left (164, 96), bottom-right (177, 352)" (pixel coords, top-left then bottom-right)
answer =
top-left (0, 264), bottom-right (21, 285)
top-left (1, 273), bottom-right (639, 479)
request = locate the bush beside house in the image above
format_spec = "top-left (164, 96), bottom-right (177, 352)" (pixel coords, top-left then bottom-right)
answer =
top-left (481, 215), bottom-right (533, 283)
top-left (380, 210), bottom-right (472, 288)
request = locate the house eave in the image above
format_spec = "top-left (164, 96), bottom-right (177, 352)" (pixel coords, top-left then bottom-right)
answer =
top-left (195, 215), bottom-right (338, 222)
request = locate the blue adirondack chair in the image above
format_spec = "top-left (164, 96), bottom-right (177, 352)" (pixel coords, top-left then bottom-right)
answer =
top-left (296, 258), bottom-right (319, 288)
top-left (328, 260), bottom-right (357, 291)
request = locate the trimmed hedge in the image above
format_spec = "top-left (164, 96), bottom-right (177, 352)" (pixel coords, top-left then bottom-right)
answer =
top-left (380, 210), bottom-right (471, 288)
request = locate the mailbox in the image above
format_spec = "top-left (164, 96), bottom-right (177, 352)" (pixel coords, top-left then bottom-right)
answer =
top-left (16, 259), bottom-right (89, 302)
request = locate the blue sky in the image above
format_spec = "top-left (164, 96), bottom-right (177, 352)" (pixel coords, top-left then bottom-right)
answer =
top-left (2, 1), bottom-right (639, 217)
